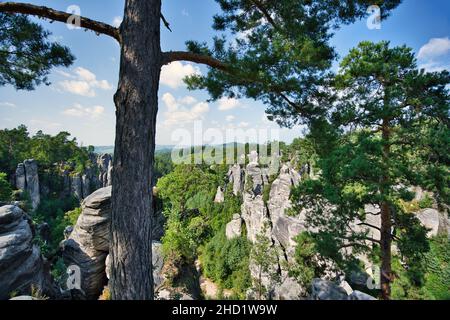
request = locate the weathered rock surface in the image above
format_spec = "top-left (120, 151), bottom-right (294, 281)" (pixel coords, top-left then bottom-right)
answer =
top-left (416, 208), bottom-right (445, 237)
top-left (61, 187), bottom-right (111, 299)
top-left (228, 164), bottom-right (244, 196)
top-left (310, 279), bottom-right (350, 300)
top-left (15, 163), bottom-right (26, 191)
top-left (349, 290), bottom-right (377, 300)
top-left (97, 154), bottom-right (112, 188)
top-left (0, 205), bottom-right (56, 300)
top-left (225, 214), bottom-right (242, 240)
top-left (14, 160), bottom-right (41, 210)
top-left (62, 186), bottom-right (165, 299)
top-left (214, 186), bottom-right (224, 203)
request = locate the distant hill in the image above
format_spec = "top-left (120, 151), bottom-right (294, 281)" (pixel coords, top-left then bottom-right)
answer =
top-left (94, 145), bottom-right (175, 155)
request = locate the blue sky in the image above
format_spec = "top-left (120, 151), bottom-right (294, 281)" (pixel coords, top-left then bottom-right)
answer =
top-left (0, 0), bottom-right (449, 146)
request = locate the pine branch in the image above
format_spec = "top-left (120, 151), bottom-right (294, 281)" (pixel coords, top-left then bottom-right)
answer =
top-left (161, 51), bottom-right (227, 71)
top-left (0, 2), bottom-right (121, 42)
top-left (160, 13), bottom-right (172, 32)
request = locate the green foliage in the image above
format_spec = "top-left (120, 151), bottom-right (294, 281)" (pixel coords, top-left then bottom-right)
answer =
top-left (0, 172), bottom-right (12, 201)
top-left (289, 232), bottom-right (325, 289)
top-left (392, 236), bottom-right (450, 300)
top-left (0, 126), bottom-right (94, 181)
top-left (418, 194), bottom-right (434, 209)
top-left (250, 225), bottom-right (280, 299)
top-left (0, 13), bottom-right (74, 90)
top-left (201, 231), bottom-right (252, 298)
top-left (291, 42), bottom-right (449, 289)
top-left (186, 1), bottom-right (400, 127)
top-left (33, 198), bottom-right (80, 254)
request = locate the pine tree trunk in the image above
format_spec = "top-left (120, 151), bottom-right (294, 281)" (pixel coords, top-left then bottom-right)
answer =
top-left (109, 0), bottom-right (161, 300)
top-left (380, 119), bottom-right (392, 300)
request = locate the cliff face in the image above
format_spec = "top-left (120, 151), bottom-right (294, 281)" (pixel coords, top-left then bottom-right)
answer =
top-left (225, 160), bottom-right (306, 299)
top-left (13, 153), bottom-right (114, 209)
top-left (223, 159), bottom-right (450, 300)
top-left (61, 186), bottom-right (165, 299)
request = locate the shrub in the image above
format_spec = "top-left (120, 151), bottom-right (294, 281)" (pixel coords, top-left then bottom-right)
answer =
top-left (0, 172), bottom-right (12, 201)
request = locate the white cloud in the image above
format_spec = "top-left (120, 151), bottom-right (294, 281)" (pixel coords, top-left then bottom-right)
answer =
top-left (418, 37), bottom-right (450, 60)
top-left (218, 97), bottom-right (241, 111)
top-left (161, 93), bottom-right (209, 127)
top-left (62, 103), bottom-right (105, 119)
top-left (60, 80), bottom-right (95, 97)
top-left (58, 67), bottom-right (113, 97)
top-left (0, 102), bottom-right (16, 108)
top-left (112, 16), bottom-right (123, 27)
top-left (160, 62), bottom-right (201, 89)
top-left (238, 121), bottom-right (250, 128)
top-left (179, 96), bottom-right (197, 105)
top-left (418, 61), bottom-right (449, 73)
top-left (226, 115), bottom-right (235, 122)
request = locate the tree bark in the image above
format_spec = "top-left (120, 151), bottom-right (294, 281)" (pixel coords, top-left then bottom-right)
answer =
top-left (109, 0), bottom-right (161, 300)
top-left (380, 119), bottom-right (392, 300)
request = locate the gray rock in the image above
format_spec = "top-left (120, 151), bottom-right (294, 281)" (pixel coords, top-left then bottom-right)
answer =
top-left (62, 186), bottom-right (165, 299)
top-left (71, 173), bottom-right (83, 200)
top-left (349, 290), bottom-right (377, 300)
top-left (23, 160), bottom-right (40, 210)
top-left (61, 187), bottom-right (112, 299)
top-left (310, 279), bottom-right (349, 300)
top-left (241, 194), bottom-right (271, 243)
top-left (273, 277), bottom-right (304, 300)
top-left (152, 241), bottom-right (164, 290)
top-left (15, 163), bottom-right (26, 191)
top-left (97, 154), bottom-right (112, 187)
top-left (228, 164), bottom-right (244, 196)
top-left (416, 208), bottom-right (441, 237)
top-left (82, 174), bottom-right (90, 199)
top-left (214, 186), bottom-right (224, 203)
top-left (225, 214), bottom-right (242, 240)
top-left (0, 205), bottom-right (56, 300)
top-left (106, 163), bottom-right (113, 187)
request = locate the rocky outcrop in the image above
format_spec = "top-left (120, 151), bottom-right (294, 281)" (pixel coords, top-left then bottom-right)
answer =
top-left (97, 154), bottom-right (112, 188)
top-left (228, 164), bottom-right (244, 196)
top-left (241, 193), bottom-right (271, 243)
top-left (62, 186), bottom-right (165, 299)
top-left (61, 187), bottom-right (111, 299)
top-left (15, 163), bottom-right (26, 191)
top-left (214, 186), bottom-right (224, 203)
top-left (0, 205), bottom-right (56, 300)
top-left (310, 279), bottom-right (376, 300)
top-left (310, 279), bottom-right (351, 300)
top-left (225, 214), bottom-right (242, 240)
top-left (14, 160), bottom-right (40, 210)
top-left (71, 173), bottom-right (83, 200)
top-left (416, 208), bottom-right (449, 237)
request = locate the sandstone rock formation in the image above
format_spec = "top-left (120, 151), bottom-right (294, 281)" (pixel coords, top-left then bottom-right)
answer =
top-left (15, 160), bottom-right (40, 210)
top-left (97, 154), bottom-right (112, 188)
top-left (0, 205), bottom-right (56, 300)
top-left (225, 214), bottom-right (242, 240)
top-left (61, 187), bottom-right (111, 299)
top-left (214, 186), bottom-right (224, 203)
top-left (228, 164), bottom-right (244, 196)
top-left (62, 186), bottom-right (165, 299)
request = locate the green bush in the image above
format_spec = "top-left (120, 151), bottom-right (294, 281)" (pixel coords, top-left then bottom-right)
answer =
top-left (392, 236), bottom-right (450, 300)
top-left (418, 194), bottom-right (434, 209)
top-left (201, 230), bottom-right (251, 298)
top-left (0, 172), bottom-right (12, 201)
